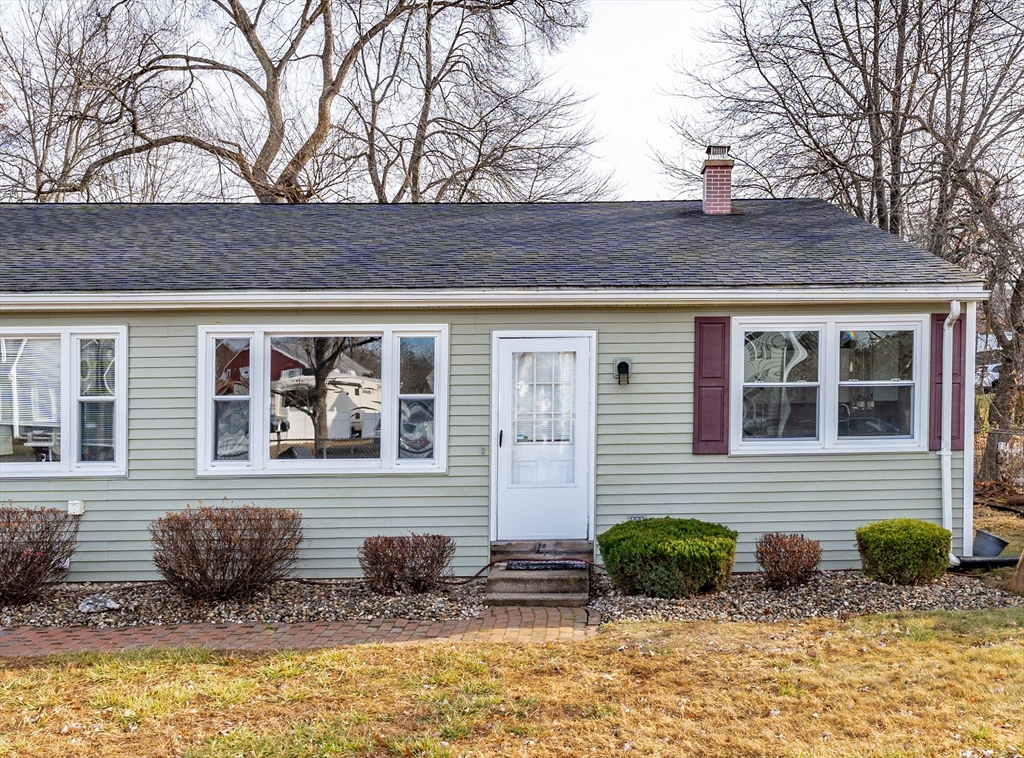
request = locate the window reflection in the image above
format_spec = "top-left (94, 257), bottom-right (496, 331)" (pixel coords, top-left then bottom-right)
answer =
top-left (214, 400), bottom-right (250, 460)
top-left (838, 386), bottom-right (912, 437)
top-left (0, 337), bottom-right (62, 463)
top-left (398, 399), bottom-right (434, 458)
top-left (399, 337), bottom-right (435, 394)
top-left (742, 387), bottom-right (819, 439)
top-left (215, 338), bottom-right (251, 396)
top-left (744, 331), bottom-right (819, 383)
top-left (269, 336), bottom-right (383, 460)
top-left (840, 330), bottom-right (914, 381)
top-left (742, 331), bottom-right (820, 440)
top-left (838, 330), bottom-right (915, 438)
top-left (212, 338), bottom-right (251, 462)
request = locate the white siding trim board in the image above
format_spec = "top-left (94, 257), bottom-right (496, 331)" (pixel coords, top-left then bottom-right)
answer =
top-left (1, 285), bottom-right (988, 312)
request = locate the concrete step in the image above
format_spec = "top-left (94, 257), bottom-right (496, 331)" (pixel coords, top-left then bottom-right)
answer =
top-left (484, 591), bottom-right (590, 607)
top-left (490, 540), bottom-right (594, 563)
top-left (484, 563), bottom-right (590, 607)
top-left (485, 567), bottom-right (589, 595)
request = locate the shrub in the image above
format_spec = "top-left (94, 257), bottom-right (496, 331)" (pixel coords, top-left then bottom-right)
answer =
top-left (0, 506), bottom-right (80, 604)
top-left (358, 534), bottom-right (456, 594)
top-left (855, 518), bottom-right (951, 585)
top-left (755, 533), bottom-right (822, 589)
top-left (150, 504), bottom-right (303, 601)
top-left (597, 517), bottom-right (738, 599)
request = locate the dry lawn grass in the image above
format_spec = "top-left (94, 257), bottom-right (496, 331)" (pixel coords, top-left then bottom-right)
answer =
top-left (2, 609), bottom-right (1023, 758)
top-left (973, 504), bottom-right (1024, 594)
top-left (975, 505), bottom-right (1024, 557)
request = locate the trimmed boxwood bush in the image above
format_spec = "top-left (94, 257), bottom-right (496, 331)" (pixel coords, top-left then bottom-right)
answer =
top-left (855, 518), bottom-right (951, 585)
top-left (597, 517), bottom-right (738, 598)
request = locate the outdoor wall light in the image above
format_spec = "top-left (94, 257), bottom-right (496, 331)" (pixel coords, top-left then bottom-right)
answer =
top-left (614, 357), bottom-right (632, 385)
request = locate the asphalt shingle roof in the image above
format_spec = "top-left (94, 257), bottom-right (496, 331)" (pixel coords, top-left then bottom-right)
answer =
top-left (0, 200), bottom-right (978, 293)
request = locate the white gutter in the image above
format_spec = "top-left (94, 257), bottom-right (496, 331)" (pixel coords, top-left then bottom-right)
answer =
top-left (0, 285), bottom-right (989, 312)
top-left (941, 300), bottom-right (961, 566)
top-left (962, 301), bottom-right (978, 557)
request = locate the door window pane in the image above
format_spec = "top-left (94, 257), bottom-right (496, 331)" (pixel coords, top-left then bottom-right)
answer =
top-left (744, 331), bottom-right (819, 383)
top-left (269, 336), bottom-right (382, 460)
top-left (742, 386), bottom-right (819, 439)
top-left (80, 402), bottom-right (115, 461)
top-left (838, 385), bottom-right (913, 437)
top-left (840, 330), bottom-right (914, 381)
top-left (512, 351), bottom-right (575, 485)
top-left (0, 337), bottom-right (61, 463)
top-left (214, 400), bottom-right (250, 460)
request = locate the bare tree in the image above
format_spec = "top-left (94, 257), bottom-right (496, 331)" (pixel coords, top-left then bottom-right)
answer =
top-left (0, 0), bottom-right (209, 201)
top-left (660, 0), bottom-right (1024, 480)
top-left (7, 0), bottom-right (595, 204)
top-left (335, 0), bottom-right (611, 202)
top-left (947, 175), bottom-right (1023, 481)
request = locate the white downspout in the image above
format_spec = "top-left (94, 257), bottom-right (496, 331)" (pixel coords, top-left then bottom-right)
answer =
top-left (941, 300), bottom-right (961, 566)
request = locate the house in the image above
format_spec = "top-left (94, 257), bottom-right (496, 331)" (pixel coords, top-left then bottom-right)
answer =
top-left (0, 150), bottom-right (986, 581)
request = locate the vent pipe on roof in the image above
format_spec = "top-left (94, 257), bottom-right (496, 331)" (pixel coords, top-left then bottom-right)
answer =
top-left (702, 145), bottom-right (734, 215)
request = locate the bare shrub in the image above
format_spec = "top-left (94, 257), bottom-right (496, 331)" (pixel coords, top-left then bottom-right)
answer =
top-left (357, 534), bottom-right (456, 595)
top-left (0, 506), bottom-right (80, 604)
top-left (149, 505), bottom-right (303, 601)
top-left (755, 533), bottom-right (822, 590)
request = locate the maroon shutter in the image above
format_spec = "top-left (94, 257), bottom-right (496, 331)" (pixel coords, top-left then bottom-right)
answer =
top-left (693, 317), bottom-right (730, 454)
top-left (929, 313), bottom-right (966, 451)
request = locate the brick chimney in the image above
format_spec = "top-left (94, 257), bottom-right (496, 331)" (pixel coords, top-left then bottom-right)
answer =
top-left (702, 145), bottom-right (734, 215)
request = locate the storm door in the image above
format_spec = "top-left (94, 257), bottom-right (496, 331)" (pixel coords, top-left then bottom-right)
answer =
top-left (493, 336), bottom-right (592, 540)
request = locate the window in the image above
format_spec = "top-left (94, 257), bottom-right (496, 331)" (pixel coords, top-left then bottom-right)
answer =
top-left (0, 327), bottom-right (127, 477)
top-left (198, 325), bottom-right (448, 474)
top-left (730, 316), bottom-right (926, 454)
top-left (741, 330), bottom-right (820, 440)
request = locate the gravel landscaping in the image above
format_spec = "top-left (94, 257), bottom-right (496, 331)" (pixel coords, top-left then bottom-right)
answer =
top-left (591, 570), bottom-right (1023, 623)
top-left (1, 579), bottom-right (486, 629)
top-left (1, 569), bottom-right (1020, 629)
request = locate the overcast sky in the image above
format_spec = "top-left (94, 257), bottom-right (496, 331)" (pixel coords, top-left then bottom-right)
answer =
top-left (547, 0), bottom-right (718, 201)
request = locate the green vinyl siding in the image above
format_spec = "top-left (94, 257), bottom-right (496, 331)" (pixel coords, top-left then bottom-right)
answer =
top-left (0, 304), bottom-right (966, 581)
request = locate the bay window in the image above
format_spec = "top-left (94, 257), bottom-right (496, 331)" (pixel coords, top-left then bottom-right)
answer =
top-left (730, 317), bottom-right (926, 454)
top-left (0, 327), bottom-right (127, 477)
top-left (198, 325), bottom-right (448, 474)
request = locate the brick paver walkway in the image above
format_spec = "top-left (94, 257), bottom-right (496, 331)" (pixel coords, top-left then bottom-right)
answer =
top-left (0, 607), bottom-right (600, 658)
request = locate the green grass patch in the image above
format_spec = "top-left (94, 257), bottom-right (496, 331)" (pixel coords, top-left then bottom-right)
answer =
top-left (854, 607), bottom-right (1024, 640)
top-left (183, 720), bottom-right (368, 758)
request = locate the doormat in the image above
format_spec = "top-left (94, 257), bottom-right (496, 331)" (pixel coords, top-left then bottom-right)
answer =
top-left (505, 560), bottom-right (588, 571)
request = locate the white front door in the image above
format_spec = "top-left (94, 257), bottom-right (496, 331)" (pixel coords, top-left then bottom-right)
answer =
top-left (493, 335), bottom-right (593, 540)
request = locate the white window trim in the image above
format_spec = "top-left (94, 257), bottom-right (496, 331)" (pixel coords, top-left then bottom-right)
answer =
top-left (729, 315), bottom-right (929, 455)
top-left (0, 325), bottom-right (128, 478)
top-left (196, 324), bottom-right (449, 476)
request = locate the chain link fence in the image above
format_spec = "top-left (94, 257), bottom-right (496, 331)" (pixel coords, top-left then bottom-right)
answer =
top-left (974, 429), bottom-right (1024, 486)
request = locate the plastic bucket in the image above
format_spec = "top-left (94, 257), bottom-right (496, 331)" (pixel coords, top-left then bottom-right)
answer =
top-left (973, 530), bottom-right (1010, 557)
